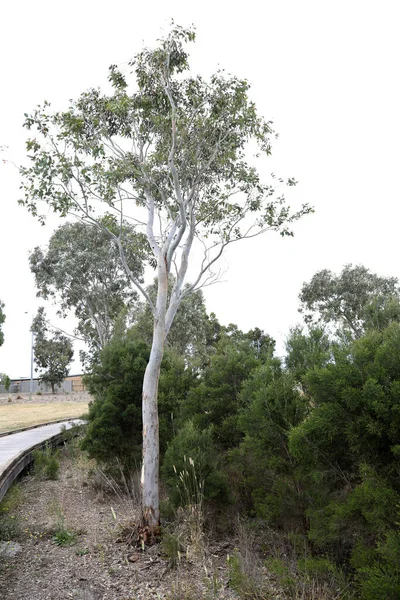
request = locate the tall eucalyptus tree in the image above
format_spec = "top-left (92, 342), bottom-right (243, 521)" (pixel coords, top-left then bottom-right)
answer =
top-left (19, 25), bottom-right (312, 526)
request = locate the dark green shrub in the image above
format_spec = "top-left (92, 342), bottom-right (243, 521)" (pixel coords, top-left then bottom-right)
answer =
top-left (229, 362), bottom-right (307, 527)
top-left (357, 530), bottom-right (400, 599)
top-left (265, 555), bottom-right (351, 599)
top-left (81, 336), bottom-right (149, 471)
top-left (161, 531), bottom-right (181, 566)
top-left (161, 421), bottom-right (228, 507)
top-left (157, 350), bottom-right (199, 455)
top-left (228, 550), bottom-right (268, 599)
top-left (81, 329), bottom-right (197, 472)
top-left (288, 323), bottom-right (400, 565)
top-left (180, 333), bottom-right (262, 449)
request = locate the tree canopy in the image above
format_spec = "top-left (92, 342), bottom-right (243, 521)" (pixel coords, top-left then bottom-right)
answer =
top-left (20, 25), bottom-right (312, 313)
top-left (299, 264), bottom-right (400, 340)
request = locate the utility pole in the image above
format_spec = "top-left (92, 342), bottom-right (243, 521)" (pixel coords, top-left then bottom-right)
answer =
top-left (30, 328), bottom-right (34, 393)
top-left (25, 312), bottom-right (34, 394)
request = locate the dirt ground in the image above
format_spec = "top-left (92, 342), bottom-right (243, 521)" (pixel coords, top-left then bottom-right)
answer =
top-left (0, 392), bottom-right (91, 406)
top-left (0, 445), bottom-right (246, 600)
top-left (0, 393), bottom-right (90, 433)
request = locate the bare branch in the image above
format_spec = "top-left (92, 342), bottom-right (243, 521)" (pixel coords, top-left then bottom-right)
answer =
top-left (44, 319), bottom-right (86, 342)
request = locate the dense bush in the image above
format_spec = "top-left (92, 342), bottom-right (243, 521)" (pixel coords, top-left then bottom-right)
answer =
top-left (81, 334), bottom-right (150, 470)
top-left (180, 330), bottom-right (269, 449)
top-left (161, 420), bottom-right (228, 507)
top-left (230, 360), bottom-right (307, 527)
top-left (285, 325), bottom-right (332, 386)
top-left (357, 528), bottom-right (400, 599)
top-left (157, 350), bottom-right (199, 455)
top-left (288, 323), bottom-right (400, 587)
top-left (81, 329), bottom-right (198, 471)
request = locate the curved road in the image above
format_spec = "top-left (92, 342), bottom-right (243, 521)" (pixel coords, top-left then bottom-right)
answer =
top-left (0, 420), bottom-right (82, 502)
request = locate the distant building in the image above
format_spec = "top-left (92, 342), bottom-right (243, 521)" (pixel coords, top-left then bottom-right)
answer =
top-left (64, 374), bottom-right (86, 392)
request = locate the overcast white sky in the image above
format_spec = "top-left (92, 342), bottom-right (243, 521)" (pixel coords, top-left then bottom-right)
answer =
top-left (1, 0), bottom-right (399, 378)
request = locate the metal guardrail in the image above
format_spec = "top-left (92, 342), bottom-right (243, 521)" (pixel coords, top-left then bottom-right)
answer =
top-left (0, 419), bottom-right (85, 503)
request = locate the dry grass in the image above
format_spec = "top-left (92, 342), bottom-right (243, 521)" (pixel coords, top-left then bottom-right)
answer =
top-left (0, 402), bottom-right (89, 432)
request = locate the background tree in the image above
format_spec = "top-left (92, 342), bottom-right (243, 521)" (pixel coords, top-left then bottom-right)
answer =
top-left (299, 264), bottom-right (400, 340)
top-left (285, 325), bottom-right (331, 389)
top-left (32, 308), bottom-right (74, 393)
top-left (0, 300), bottom-right (5, 347)
top-left (30, 217), bottom-right (148, 367)
top-left (20, 25), bottom-right (312, 526)
top-left (246, 326), bottom-right (276, 360)
top-left (0, 373), bottom-right (10, 391)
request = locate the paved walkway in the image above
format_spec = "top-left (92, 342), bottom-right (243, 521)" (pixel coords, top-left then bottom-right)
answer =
top-left (0, 420), bottom-right (81, 500)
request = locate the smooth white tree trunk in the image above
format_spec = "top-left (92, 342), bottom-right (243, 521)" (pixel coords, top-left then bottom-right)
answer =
top-left (141, 258), bottom-right (168, 527)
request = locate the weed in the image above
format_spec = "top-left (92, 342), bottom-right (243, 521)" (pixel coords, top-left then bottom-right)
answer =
top-left (76, 548), bottom-right (90, 556)
top-left (0, 484), bottom-right (23, 541)
top-left (203, 566), bottom-right (224, 597)
top-left (88, 462), bottom-right (141, 518)
top-left (166, 570), bottom-right (224, 600)
top-left (53, 528), bottom-right (77, 546)
top-left (228, 550), bottom-right (270, 599)
top-left (0, 484), bottom-right (23, 513)
top-left (162, 531), bottom-right (181, 566)
top-left (166, 578), bottom-right (201, 600)
top-left (61, 421), bottom-right (86, 443)
top-left (264, 546), bottom-right (354, 599)
top-left (0, 514), bottom-right (20, 541)
top-left (61, 424), bottom-right (86, 460)
top-left (32, 443), bottom-right (60, 480)
top-left (169, 457), bottom-right (205, 563)
top-left (49, 498), bottom-right (77, 547)
top-left (225, 518), bottom-right (274, 599)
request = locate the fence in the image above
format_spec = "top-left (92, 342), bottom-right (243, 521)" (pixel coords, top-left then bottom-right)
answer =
top-left (0, 379), bottom-right (75, 394)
